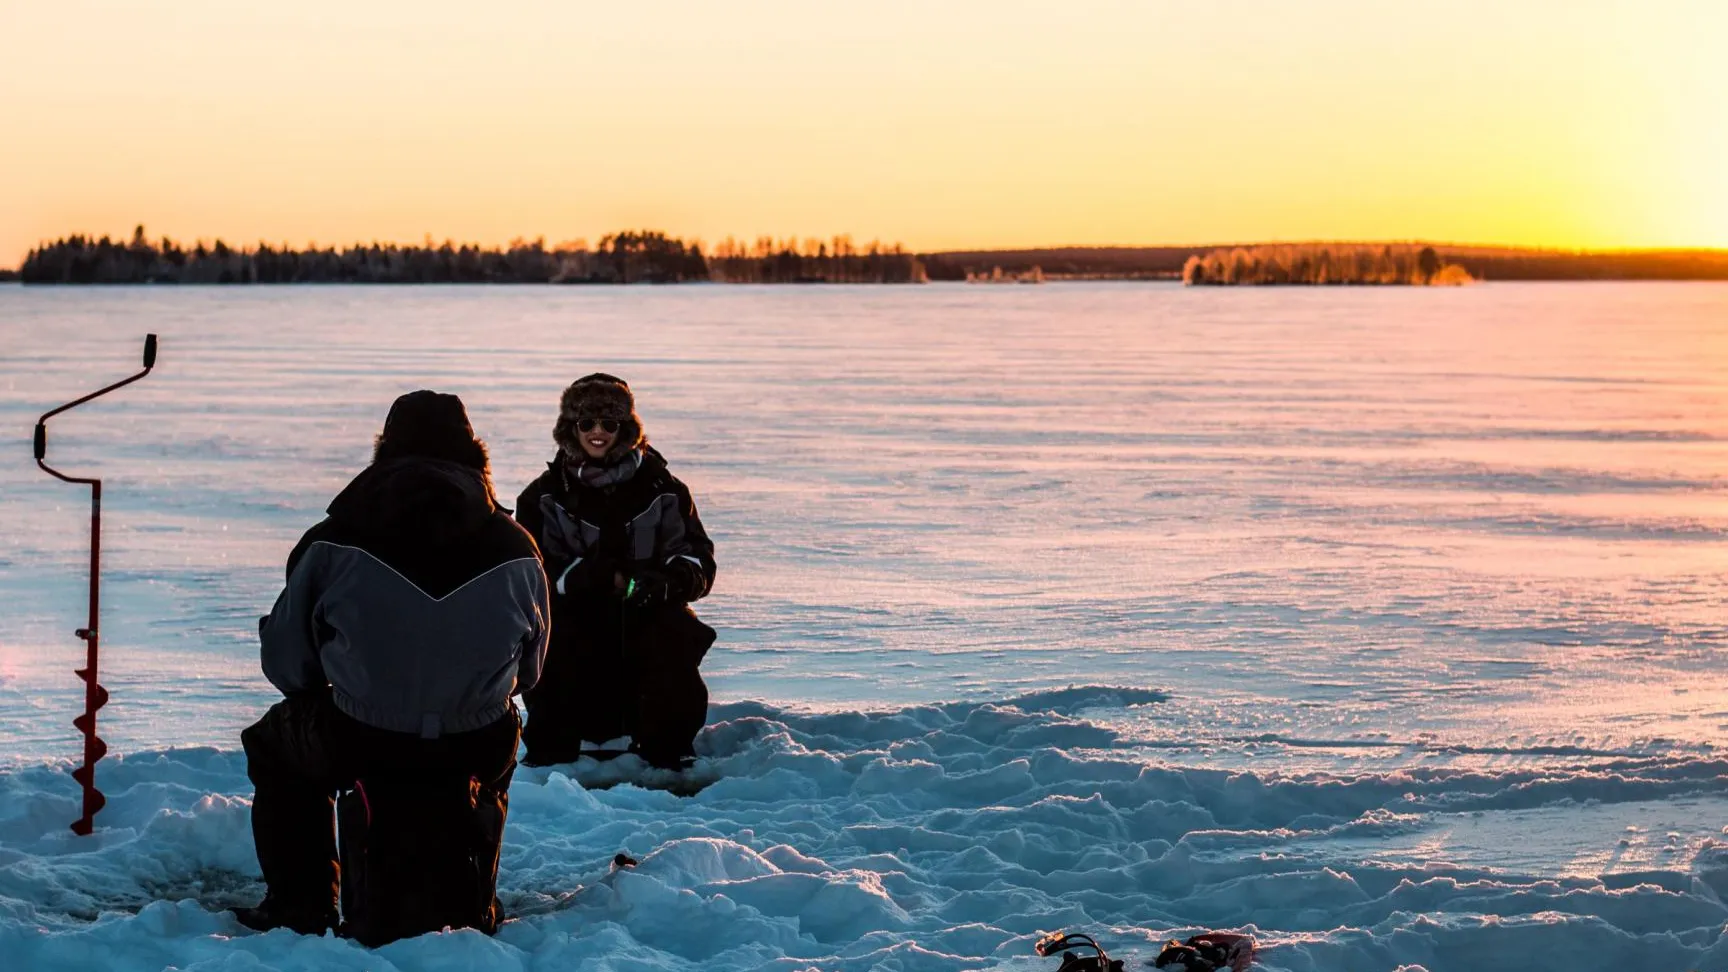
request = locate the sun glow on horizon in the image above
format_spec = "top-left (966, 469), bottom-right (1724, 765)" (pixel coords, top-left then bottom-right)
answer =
top-left (1, 0), bottom-right (1724, 265)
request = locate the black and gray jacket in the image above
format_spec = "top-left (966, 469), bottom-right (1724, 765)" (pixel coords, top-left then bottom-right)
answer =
top-left (516, 446), bottom-right (715, 604)
top-left (260, 457), bottom-right (550, 738)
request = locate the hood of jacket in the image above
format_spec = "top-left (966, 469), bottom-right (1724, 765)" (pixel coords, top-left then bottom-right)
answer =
top-left (327, 456), bottom-right (496, 546)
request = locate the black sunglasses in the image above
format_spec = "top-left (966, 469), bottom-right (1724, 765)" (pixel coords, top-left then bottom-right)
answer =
top-left (577, 417), bottom-right (622, 434)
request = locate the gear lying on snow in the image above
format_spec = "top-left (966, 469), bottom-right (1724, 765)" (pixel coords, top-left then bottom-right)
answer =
top-left (1152, 932), bottom-right (1256, 971)
top-left (1033, 929), bottom-right (1255, 972)
top-left (1035, 930), bottom-right (1124, 972)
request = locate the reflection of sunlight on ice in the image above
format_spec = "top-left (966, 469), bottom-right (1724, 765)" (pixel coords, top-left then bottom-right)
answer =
top-left (1406, 830), bottom-right (1457, 867)
top-left (1494, 679), bottom-right (1728, 752)
top-left (1289, 797), bottom-right (1728, 881)
top-left (1559, 822), bottom-right (1716, 880)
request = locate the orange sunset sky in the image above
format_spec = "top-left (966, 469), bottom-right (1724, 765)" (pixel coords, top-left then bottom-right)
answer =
top-left (1, 0), bottom-right (1724, 266)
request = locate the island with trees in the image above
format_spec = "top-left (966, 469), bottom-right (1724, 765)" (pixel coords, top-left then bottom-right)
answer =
top-left (1182, 244), bottom-right (1473, 285)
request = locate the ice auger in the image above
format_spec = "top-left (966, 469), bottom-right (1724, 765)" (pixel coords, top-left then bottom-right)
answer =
top-left (33, 334), bottom-right (158, 835)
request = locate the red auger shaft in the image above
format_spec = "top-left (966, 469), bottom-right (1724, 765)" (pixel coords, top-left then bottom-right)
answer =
top-left (35, 334), bottom-right (156, 836)
top-left (69, 481), bottom-right (110, 836)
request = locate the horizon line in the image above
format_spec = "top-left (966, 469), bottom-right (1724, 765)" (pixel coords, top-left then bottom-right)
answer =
top-left (12, 232), bottom-right (1728, 270)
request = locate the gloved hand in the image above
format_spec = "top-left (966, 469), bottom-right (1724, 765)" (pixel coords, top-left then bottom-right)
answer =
top-left (623, 568), bottom-right (675, 610)
top-left (554, 555), bottom-right (619, 596)
top-left (663, 556), bottom-right (709, 601)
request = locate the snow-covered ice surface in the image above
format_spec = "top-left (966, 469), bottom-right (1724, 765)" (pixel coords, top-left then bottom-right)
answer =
top-left (3, 282), bottom-right (1728, 970)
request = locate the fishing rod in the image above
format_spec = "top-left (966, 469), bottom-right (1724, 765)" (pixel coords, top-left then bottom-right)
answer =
top-left (33, 334), bottom-right (159, 835)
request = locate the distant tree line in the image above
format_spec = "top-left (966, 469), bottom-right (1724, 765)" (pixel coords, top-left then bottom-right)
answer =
top-left (0, 267), bottom-right (17, 283)
top-left (19, 227), bottom-right (708, 284)
top-left (19, 231), bottom-right (1728, 284)
top-left (928, 244), bottom-right (1728, 282)
top-left (707, 236), bottom-right (924, 283)
top-left (1432, 247), bottom-right (1728, 281)
top-left (19, 227), bottom-right (922, 285)
top-left (1184, 244), bottom-right (1471, 286)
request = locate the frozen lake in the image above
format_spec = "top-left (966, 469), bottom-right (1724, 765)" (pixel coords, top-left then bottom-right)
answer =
top-left (3, 282), bottom-right (1728, 970)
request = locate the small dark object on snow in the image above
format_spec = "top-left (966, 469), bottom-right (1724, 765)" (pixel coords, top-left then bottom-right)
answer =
top-left (1035, 930), bottom-right (1125, 972)
top-left (613, 852), bottom-right (638, 869)
top-left (1152, 932), bottom-right (1255, 971)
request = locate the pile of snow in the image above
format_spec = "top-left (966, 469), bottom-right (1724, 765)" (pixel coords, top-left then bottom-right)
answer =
top-left (3, 690), bottom-right (1725, 971)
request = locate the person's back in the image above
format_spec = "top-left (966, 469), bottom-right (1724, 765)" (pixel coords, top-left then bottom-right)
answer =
top-left (236, 390), bottom-right (549, 937)
top-left (267, 452), bottom-right (545, 737)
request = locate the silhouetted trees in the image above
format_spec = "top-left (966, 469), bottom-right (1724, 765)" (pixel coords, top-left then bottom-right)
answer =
top-left (20, 228), bottom-right (578, 284)
top-left (925, 245), bottom-right (1728, 282)
top-left (706, 235), bottom-right (925, 283)
top-left (1432, 247), bottom-right (1728, 281)
top-left (1183, 244), bottom-right (1473, 286)
top-left (547, 231), bottom-right (709, 283)
top-left (24, 231), bottom-right (1728, 284)
top-left (20, 227), bottom-right (931, 285)
top-left (20, 229), bottom-right (704, 284)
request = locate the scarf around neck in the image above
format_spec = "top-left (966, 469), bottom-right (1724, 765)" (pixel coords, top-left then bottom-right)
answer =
top-left (564, 448), bottom-right (644, 490)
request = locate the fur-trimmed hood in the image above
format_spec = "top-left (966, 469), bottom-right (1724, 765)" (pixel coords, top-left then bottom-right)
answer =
top-left (553, 372), bottom-right (645, 463)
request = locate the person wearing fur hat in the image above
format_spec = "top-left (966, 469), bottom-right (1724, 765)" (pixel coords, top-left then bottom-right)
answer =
top-left (235, 391), bottom-right (550, 936)
top-left (515, 373), bottom-right (717, 769)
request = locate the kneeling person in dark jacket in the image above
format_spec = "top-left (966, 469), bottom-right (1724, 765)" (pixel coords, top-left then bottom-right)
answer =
top-left (235, 391), bottom-right (550, 936)
top-left (516, 373), bottom-right (717, 770)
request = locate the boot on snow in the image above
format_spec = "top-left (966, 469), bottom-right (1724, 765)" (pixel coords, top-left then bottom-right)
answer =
top-left (233, 894), bottom-right (337, 936)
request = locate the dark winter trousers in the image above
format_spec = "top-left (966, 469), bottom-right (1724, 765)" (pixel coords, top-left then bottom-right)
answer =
top-left (241, 692), bottom-right (520, 913)
top-left (522, 607), bottom-right (710, 767)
